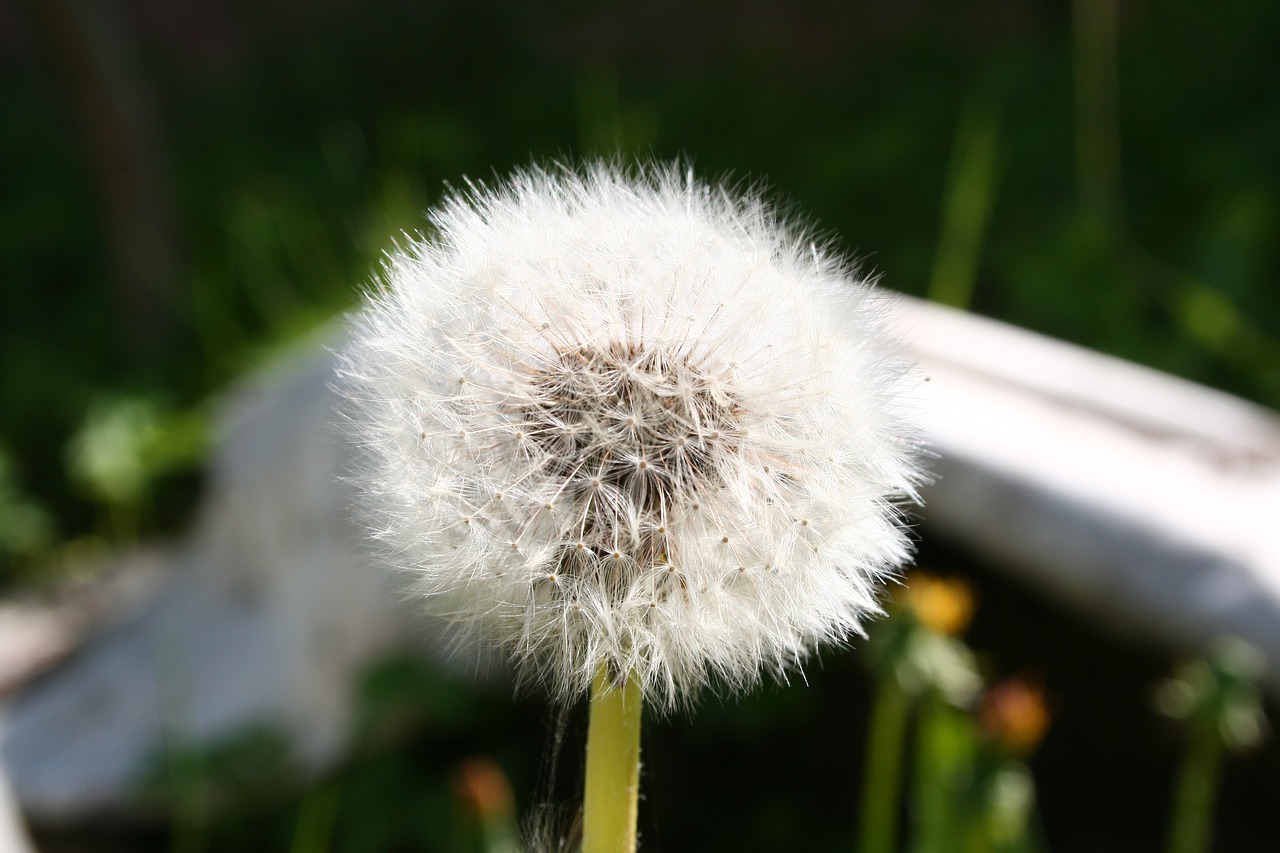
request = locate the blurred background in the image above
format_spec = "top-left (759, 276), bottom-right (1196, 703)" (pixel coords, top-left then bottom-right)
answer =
top-left (1, 1), bottom-right (1278, 851)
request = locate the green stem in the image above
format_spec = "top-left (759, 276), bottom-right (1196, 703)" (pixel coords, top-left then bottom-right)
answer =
top-left (1166, 727), bottom-right (1223, 853)
top-left (582, 669), bottom-right (643, 853)
top-left (927, 94), bottom-right (1002, 311)
top-left (859, 677), bottom-right (910, 853)
top-left (1072, 0), bottom-right (1125, 232)
top-left (289, 780), bottom-right (342, 853)
top-left (911, 693), bottom-right (952, 853)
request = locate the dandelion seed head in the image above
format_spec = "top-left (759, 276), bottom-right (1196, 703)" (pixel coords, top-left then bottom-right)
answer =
top-left (341, 161), bottom-right (922, 710)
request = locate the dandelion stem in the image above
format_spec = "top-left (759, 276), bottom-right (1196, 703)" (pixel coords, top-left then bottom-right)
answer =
top-left (582, 668), bottom-right (643, 853)
top-left (1166, 726), bottom-right (1223, 853)
top-left (858, 677), bottom-right (910, 853)
top-left (911, 692), bottom-right (956, 853)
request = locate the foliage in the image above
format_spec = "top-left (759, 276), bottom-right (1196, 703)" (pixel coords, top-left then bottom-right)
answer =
top-left (3, 1), bottom-right (1280, 587)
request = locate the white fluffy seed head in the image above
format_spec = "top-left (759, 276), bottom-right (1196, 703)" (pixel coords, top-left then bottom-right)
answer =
top-left (340, 162), bottom-right (922, 711)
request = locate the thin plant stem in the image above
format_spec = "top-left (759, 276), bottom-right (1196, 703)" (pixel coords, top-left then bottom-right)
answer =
top-left (911, 692), bottom-right (954, 853)
top-left (289, 780), bottom-right (342, 853)
top-left (1166, 727), bottom-right (1223, 853)
top-left (927, 95), bottom-right (1002, 311)
top-left (582, 669), bottom-right (643, 853)
top-left (858, 677), bottom-right (910, 853)
top-left (19, 0), bottom-right (185, 354)
top-left (1072, 0), bottom-right (1125, 232)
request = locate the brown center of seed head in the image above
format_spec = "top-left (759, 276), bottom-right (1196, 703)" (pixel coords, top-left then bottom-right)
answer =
top-left (512, 341), bottom-right (742, 586)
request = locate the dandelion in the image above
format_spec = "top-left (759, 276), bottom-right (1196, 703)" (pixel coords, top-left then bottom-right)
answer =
top-left (899, 572), bottom-right (975, 638)
top-left (453, 757), bottom-right (519, 853)
top-left (978, 677), bottom-right (1050, 759)
top-left (1157, 639), bottom-right (1268, 853)
top-left (861, 572), bottom-right (979, 853)
top-left (341, 162), bottom-right (921, 851)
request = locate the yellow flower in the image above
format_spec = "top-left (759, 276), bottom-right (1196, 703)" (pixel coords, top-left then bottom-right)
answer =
top-left (899, 572), bottom-right (974, 637)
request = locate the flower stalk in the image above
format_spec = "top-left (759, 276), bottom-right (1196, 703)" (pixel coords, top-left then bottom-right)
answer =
top-left (858, 676), bottom-right (909, 853)
top-left (582, 670), bottom-right (643, 853)
top-left (1166, 728), bottom-right (1221, 853)
top-left (1157, 639), bottom-right (1268, 853)
top-left (860, 573), bottom-right (981, 853)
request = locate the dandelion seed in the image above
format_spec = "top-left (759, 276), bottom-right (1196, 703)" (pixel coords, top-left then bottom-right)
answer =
top-left (340, 161), bottom-right (921, 710)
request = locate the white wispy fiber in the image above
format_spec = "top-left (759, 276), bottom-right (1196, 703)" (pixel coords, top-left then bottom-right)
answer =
top-left (341, 162), bottom-right (921, 710)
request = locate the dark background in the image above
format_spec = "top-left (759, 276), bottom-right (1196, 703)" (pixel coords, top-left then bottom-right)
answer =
top-left (3, 0), bottom-right (1278, 580)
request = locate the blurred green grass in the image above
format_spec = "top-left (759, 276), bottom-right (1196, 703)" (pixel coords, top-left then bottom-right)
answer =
top-left (3, 0), bottom-right (1278, 583)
